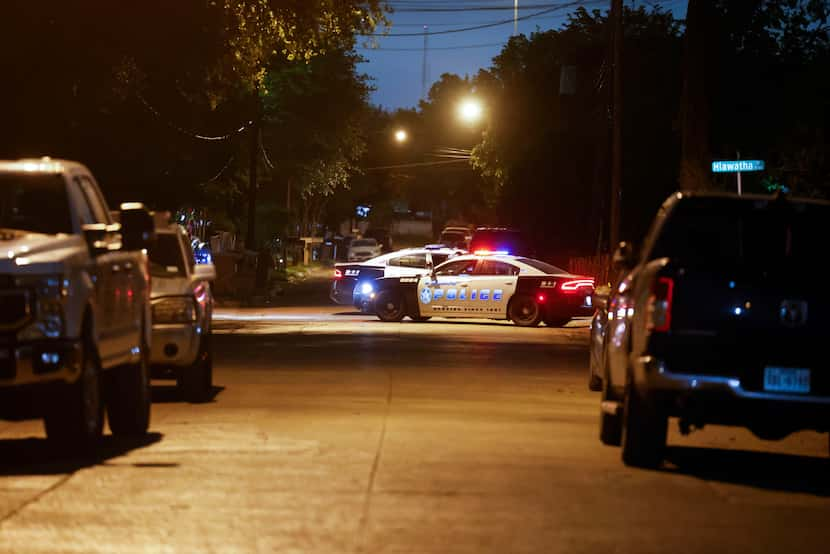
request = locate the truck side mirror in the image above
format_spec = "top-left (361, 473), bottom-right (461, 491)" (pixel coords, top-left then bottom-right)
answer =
top-left (612, 241), bottom-right (636, 272)
top-left (81, 224), bottom-right (112, 256)
top-left (119, 202), bottom-right (155, 251)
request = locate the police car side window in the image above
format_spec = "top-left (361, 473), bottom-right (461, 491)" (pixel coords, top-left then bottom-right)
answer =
top-left (431, 254), bottom-right (449, 266)
top-left (477, 261), bottom-right (519, 276)
top-left (436, 260), bottom-right (477, 276)
top-left (389, 254), bottom-right (427, 268)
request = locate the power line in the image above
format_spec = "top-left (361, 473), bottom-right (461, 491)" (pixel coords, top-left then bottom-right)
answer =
top-left (360, 41), bottom-right (506, 51)
top-left (365, 159), bottom-right (471, 171)
top-left (361, 1), bottom-right (602, 37)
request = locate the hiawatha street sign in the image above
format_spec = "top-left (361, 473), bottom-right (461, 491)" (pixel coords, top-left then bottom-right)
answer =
top-left (712, 160), bottom-right (765, 173)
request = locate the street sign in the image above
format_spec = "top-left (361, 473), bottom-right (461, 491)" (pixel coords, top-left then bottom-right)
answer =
top-left (712, 160), bottom-right (765, 173)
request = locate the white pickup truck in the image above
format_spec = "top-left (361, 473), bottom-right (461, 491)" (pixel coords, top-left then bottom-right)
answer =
top-left (0, 158), bottom-right (155, 448)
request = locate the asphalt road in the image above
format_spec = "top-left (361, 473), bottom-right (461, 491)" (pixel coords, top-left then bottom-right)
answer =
top-left (2, 284), bottom-right (830, 552)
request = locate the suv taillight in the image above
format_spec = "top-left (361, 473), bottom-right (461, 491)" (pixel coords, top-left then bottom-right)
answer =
top-left (646, 277), bottom-right (674, 332)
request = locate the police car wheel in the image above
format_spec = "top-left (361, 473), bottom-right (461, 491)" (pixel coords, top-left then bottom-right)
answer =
top-left (509, 295), bottom-right (541, 327)
top-left (375, 291), bottom-right (406, 322)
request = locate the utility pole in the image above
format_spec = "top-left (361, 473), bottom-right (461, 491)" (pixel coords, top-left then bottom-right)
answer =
top-left (514, 0), bottom-right (519, 36)
top-left (609, 0), bottom-right (623, 251)
top-left (421, 25), bottom-right (429, 100)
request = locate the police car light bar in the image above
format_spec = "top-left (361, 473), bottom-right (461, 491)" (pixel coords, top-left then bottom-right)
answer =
top-left (473, 250), bottom-right (510, 256)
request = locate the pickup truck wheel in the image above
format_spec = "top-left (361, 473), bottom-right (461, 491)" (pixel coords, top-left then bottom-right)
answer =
top-left (509, 296), bottom-right (541, 327)
top-left (621, 377), bottom-right (667, 468)
top-left (44, 337), bottom-right (104, 448)
top-left (107, 336), bottom-right (151, 436)
top-left (599, 369), bottom-right (622, 446)
top-left (375, 291), bottom-right (406, 322)
top-left (178, 333), bottom-right (213, 403)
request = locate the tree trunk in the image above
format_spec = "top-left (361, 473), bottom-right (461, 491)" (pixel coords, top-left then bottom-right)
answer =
top-left (679, 0), bottom-right (714, 191)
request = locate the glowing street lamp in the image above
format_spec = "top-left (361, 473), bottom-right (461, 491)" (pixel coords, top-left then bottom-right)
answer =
top-left (394, 129), bottom-right (409, 143)
top-left (458, 98), bottom-right (484, 124)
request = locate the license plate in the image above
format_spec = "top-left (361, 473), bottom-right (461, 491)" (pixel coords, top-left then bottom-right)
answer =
top-left (763, 366), bottom-right (810, 394)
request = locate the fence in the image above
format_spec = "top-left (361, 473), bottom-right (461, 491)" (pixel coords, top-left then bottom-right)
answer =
top-left (568, 254), bottom-right (612, 286)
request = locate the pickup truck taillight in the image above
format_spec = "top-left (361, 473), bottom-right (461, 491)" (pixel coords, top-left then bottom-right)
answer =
top-left (646, 277), bottom-right (674, 332)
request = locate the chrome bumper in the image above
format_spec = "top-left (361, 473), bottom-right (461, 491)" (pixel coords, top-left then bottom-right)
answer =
top-left (634, 355), bottom-right (830, 405)
top-left (150, 323), bottom-right (202, 367)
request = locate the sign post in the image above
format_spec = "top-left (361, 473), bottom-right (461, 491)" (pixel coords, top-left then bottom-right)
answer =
top-left (711, 159), bottom-right (765, 195)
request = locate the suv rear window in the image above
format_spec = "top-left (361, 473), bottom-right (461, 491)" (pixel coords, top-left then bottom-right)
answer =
top-left (650, 198), bottom-right (826, 268)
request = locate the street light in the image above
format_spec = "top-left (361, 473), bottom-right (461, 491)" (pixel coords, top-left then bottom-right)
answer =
top-left (458, 98), bottom-right (484, 125)
top-left (394, 129), bottom-right (409, 144)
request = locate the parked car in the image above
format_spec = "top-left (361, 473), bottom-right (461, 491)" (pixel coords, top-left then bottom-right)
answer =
top-left (591, 191), bottom-right (830, 468)
top-left (149, 224), bottom-right (216, 402)
top-left (363, 227), bottom-right (393, 252)
top-left (331, 246), bottom-right (464, 311)
top-left (468, 226), bottom-right (534, 256)
top-left (0, 158), bottom-right (154, 447)
top-left (347, 238), bottom-right (383, 262)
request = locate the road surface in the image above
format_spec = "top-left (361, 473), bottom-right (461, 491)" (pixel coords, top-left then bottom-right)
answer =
top-left (1, 300), bottom-right (829, 552)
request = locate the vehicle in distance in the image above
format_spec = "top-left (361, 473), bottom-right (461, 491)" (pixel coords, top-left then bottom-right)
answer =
top-left (331, 246), bottom-right (463, 311)
top-left (592, 191), bottom-right (830, 468)
top-left (0, 158), bottom-right (155, 447)
top-left (438, 226), bottom-right (472, 250)
top-left (149, 223), bottom-right (216, 402)
top-left (370, 252), bottom-right (593, 326)
top-left (469, 227), bottom-right (534, 257)
top-left (347, 238), bottom-right (383, 262)
top-left (363, 227), bottom-right (393, 252)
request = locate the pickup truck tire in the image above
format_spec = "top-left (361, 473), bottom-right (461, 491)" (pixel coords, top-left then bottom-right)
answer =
top-left (43, 334), bottom-right (104, 448)
top-left (621, 377), bottom-right (667, 468)
top-left (375, 291), bottom-right (406, 322)
top-left (107, 334), bottom-right (151, 436)
top-left (178, 333), bottom-right (213, 403)
top-left (509, 295), bottom-right (541, 327)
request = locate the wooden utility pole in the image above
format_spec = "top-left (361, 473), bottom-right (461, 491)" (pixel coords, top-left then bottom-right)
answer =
top-left (246, 116), bottom-right (260, 250)
top-left (609, 0), bottom-right (623, 250)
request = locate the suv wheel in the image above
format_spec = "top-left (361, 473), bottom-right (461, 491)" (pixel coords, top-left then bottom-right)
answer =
top-left (107, 333), bottom-right (151, 436)
top-left (509, 295), bottom-right (541, 327)
top-left (178, 332), bottom-right (213, 403)
top-left (620, 376), bottom-right (667, 468)
top-left (44, 334), bottom-right (104, 448)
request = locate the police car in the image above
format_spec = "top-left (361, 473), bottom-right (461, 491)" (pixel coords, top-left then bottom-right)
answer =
top-left (330, 246), bottom-right (465, 311)
top-left (369, 251), bottom-right (594, 326)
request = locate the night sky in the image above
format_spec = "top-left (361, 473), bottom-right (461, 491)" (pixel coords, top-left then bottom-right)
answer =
top-left (358, 0), bottom-right (687, 110)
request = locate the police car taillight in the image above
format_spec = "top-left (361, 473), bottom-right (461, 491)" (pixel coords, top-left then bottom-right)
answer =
top-left (333, 269), bottom-right (343, 280)
top-left (646, 277), bottom-right (674, 333)
top-left (560, 278), bottom-right (594, 293)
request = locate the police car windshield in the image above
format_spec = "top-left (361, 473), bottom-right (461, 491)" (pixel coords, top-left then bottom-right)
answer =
top-left (517, 258), bottom-right (567, 274)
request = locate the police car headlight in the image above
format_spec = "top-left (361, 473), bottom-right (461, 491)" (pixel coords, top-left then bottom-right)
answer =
top-left (360, 282), bottom-right (374, 295)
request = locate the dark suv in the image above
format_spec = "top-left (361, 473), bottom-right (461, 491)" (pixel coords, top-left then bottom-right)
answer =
top-left (592, 191), bottom-right (830, 468)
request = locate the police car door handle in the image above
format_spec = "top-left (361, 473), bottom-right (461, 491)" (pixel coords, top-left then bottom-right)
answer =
top-left (459, 283), bottom-right (469, 288)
